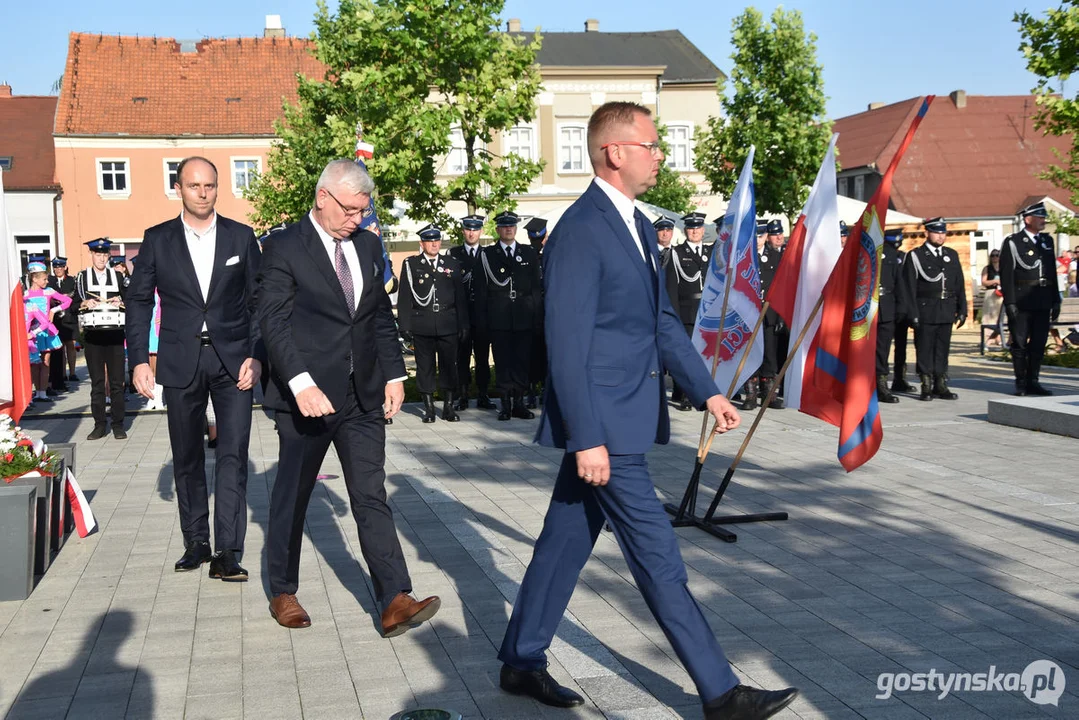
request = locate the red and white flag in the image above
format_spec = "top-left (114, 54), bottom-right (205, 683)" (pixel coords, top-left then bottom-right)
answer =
top-left (65, 467), bottom-right (97, 537)
top-left (0, 171), bottom-right (32, 422)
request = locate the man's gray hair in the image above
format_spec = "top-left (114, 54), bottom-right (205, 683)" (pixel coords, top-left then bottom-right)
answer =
top-left (315, 159), bottom-right (375, 198)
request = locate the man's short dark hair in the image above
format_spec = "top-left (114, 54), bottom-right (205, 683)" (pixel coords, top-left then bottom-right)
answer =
top-left (587, 102), bottom-right (653, 166)
top-left (176, 156), bottom-right (219, 185)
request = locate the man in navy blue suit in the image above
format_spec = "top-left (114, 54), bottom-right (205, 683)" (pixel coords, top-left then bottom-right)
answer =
top-left (497, 102), bottom-right (798, 720)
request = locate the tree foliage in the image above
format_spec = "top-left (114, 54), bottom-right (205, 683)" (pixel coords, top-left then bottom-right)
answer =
top-left (639, 119), bottom-right (698, 215)
top-left (246, 0), bottom-right (543, 232)
top-left (1015, 1), bottom-right (1079, 207)
top-left (694, 7), bottom-right (833, 220)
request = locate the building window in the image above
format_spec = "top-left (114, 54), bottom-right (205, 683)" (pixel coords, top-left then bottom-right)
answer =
top-left (664, 124), bottom-right (694, 171)
top-left (854, 175), bottom-right (865, 201)
top-left (505, 125), bottom-right (536, 162)
top-left (837, 177), bottom-right (849, 197)
top-left (231, 158), bottom-right (260, 195)
top-left (0, 157), bottom-right (12, 171)
top-left (559, 124), bottom-right (587, 173)
top-left (97, 159), bottom-right (130, 196)
top-left (164, 159), bottom-right (181, 197)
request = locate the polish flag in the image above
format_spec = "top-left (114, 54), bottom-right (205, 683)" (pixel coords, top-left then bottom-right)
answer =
top-left (65, 467), bottom-right (97, 538)
top-left (0, 171), bottom-right (32, 423)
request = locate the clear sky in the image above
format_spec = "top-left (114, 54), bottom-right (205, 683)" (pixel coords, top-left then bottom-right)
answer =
top-left (0, 0), bottom-right (1047, 119)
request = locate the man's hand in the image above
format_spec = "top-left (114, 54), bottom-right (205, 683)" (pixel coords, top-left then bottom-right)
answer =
top-left (295, 386), bottom-right (335, 417)
top-left (384, 381), bottom-right (404, 420)
top-left (83, 299), bottom-right (99, 310)
top-left (108, 296), bottom-right (122, 307)
top-left (133, 363), bottom-right (156, 399)
top-left (236, 358), bottom-right (262, 391)
top-left (954, 313), bottom-right (966, 329)
top-left (1006, 303), bottom-right (1019, 318)
top-left (910, 316), bottom-right (920, 329)
top-left (458, 327), bottom-right (470, 344)
top-left (705, 394), bottom-right (741, 434)
top-left (576, 445), bottom-right (610, 486)
top-left (400, 330), bottom-right (413, 344)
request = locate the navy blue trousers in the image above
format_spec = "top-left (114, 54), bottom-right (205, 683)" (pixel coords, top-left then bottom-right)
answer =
top-left (499, 452), bottom-right (739, 703)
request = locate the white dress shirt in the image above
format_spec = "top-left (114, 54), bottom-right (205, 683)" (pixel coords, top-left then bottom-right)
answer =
top-left (181, 210), bottom-right (217, 332)
top-left (593, 177), bottom-right (653, 268)
top-left (464, 244), bottom-right (480, 258)
top-left (499, 241), bottom-right (517, 257)
top-left (685, 241), bottom-right (703, 257)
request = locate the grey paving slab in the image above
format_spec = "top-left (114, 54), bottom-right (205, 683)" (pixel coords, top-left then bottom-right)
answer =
top-left (1, 332), bottom-right (1077, 718)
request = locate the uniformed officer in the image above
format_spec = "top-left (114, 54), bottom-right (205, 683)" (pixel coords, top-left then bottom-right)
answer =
top-left (755, 219), bottom-right (787, 410)
top-left (654, 217), bottom-right (675, 268)
top-left (47, 256), bottom-right (78, 391)
top-left (1000, 201), bottom-right (1059, 396)
top-left (665, 211), bottom-right (711, 410)
top-left (476, 211), bottom-right (542, 421)
top-left (839, 220), bottom-right (849, 247)
top-left (76, 238), bottom-right (128, 439)
top-left (903, 217), bottom-right (967, 400)
top-left (876, 228), bottom-right (906, 403)
top-left (891, 236), bottom-right (916, 395)
top-left (110, 255), bottom-right (132, 289)
top-left (523, 217), bottom-right (548, 409)
top-left (398, 224), bottom-right (468, 422)
top-left (448, 214), bottom-right (494, 411)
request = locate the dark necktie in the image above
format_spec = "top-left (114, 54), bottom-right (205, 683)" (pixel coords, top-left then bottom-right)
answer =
top-left (633, 210), bottom-right (656, 278)
top-left (334, 238), bottom-right (355, 315)
top-left (505, 245), bottom-right (513, 259)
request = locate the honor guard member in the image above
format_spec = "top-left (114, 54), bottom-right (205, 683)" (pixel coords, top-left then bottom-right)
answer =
top-left (665, 211), bottom-right (710, 410)
top-left (654, 217), bottom-right (675, 268)
top-left (448, 214), bottom-right (494, 410)
top-left (754, 219), bottom-right (787, 410)
top-left (476, 210), bottom-right (543, 421)
top-left (839, 220), bottom-right (850, 247)
top-left (1000, 201), bottom-right (1059, 395)
top-left (524, 217), bottom-right (548, 409)
top-left (876, 228), bottom-right (906, 403)
top-left (398, 224), bottom-right (469, 422)
top-left (891, 233), bottom-right (916, 394)
top-left (903, 217), bottom-right (967, 401)
top-left (110, 255), bottom-right (132, 289)
top-left (76, 238), bottom-right (128, 439)
top-left (48, 256), bottom-right (78, 391)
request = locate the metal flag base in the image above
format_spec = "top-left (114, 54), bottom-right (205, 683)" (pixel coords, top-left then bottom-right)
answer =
top-left (664, 461), bottom-right (788, 543)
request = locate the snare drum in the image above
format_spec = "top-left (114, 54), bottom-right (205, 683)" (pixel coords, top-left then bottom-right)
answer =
top-left (78, 307), bottom-right (126, 331)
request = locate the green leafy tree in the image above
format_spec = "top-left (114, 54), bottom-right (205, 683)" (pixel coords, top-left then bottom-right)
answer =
top-left (246, 0), bottom-right (543, 232)
top-left (639, 119), bottom-right (697, 214)
top-left (1015, 1), bottom-right (1079, 207)
top-left (694, 7), bottom-right (833, 220)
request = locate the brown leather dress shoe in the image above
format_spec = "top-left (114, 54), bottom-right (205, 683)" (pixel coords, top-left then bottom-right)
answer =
top-left (380, 592), bottom-right (441, 637)
top-left (269, 593), bottom-right (312, 629)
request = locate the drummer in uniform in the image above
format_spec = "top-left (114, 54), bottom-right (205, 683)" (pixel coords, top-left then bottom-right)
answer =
top-left (76, 238), bottom-right (128, 439)
top-left (665, 211), bottom-right (710, 410)
top-left (524, 217), bottom-right (548, 409)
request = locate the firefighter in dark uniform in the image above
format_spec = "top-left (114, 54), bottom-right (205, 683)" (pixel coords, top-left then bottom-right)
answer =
top-left (890, 231), bottom-right (916, 394)
top-left (76, 238), bottom-right (128, 439)
top-left (524, 217), bottom-right (548, 409)
top-left (876, 228), bottom-right (906, 403)
top-left (665, 211), bottom-right (710, 410)
top-left (1000, 201), bottom-right (1059, 396)
top-left (654, 217), bottom-right (675, 268)
top-left (398, 224), bottom-right (468, 423)
top-left (448, 214), bottom-right (494, 410)
top-left (47, 256), bottom-right (78, 392)
top-left (903, 217), bottom-right (967, 401)
top-left (755, 219), bottom-right (787, 410)
top-left (476, 211), bottom-right (542, 421)
top-left (839, 220), bottom-right (849, 246)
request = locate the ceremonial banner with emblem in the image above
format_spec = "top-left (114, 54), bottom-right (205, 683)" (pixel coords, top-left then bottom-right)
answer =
top-left (0, 171), bottom-right (32, 423)
top-left (355, 124), bottom-right (397, 292)
top-left (801, 97), bottom-right (934, 471)
top-left (691, 148), bottom-right (763, 396)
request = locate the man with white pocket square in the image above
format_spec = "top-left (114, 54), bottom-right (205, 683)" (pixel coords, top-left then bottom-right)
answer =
top-left (126, 156), bottom-right (265, 581)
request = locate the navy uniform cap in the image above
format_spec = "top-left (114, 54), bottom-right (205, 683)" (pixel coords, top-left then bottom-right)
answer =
top-left (711, 216), bottom-right (725, 226)
top-left (839, 220), bottom-right (849, 238)
top-left (923, 217), bottom-right (947, 233)
top-left (85, 237), bottom-right (112, 252)
top-left (494, 211), bottom-right (520, 227)
top-left (27, 253), bottom-right (46, 263)
top-left (884, 228), bottom-right (904, 243)
top-left (755, 220), bottom-right (768, 235)
top-left (461, 214), bottom-right (485, 230)
top-left (682, 212), bottom-right (706, 229)
top-left (417, 224), bottom-right (442, 241)
top-left (1021, 201), bottom-right (1048, 218)
top-left (653, 217), bottom-right (675, 231)
top-left (524, 217), bottom-right (548, 239)
top-left (51, 256), bottom-right (67, 266)
top-left (108, 256), bottom-right (126, 267)
top-left (766, 219), bottom-right (783, 235)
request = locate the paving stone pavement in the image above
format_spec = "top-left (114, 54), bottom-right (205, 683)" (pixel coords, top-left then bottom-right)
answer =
top-left (1, 332), bottom-right (1077, 719)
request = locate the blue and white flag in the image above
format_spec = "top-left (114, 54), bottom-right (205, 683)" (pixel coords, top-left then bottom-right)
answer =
top-left (691, 147), bottom-right (763, 397)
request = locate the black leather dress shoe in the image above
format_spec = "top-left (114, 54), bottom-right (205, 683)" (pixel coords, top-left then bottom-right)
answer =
top-left (208, 549), bottom-right (249, 581)
top-left (87, 424), bottom-right (108, 441)
top-left (499, 664), bottom-right (584, 708)
top-left (112, 426), bottom-right (127, 440)
top-left (174, 541), bottom-right (212, 572)
top-left (703, 684), bottom-right (798, 720)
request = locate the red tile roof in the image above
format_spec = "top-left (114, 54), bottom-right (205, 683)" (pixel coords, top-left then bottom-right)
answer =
top-left (55, 32), bottom-right (324, 137)
top-left (834, 94), bottom-right (1077, 218)
top-left (0, 94), bottom-right (59, 190)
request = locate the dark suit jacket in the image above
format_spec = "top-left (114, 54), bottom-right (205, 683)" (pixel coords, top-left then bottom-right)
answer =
top-left (999, 231), bottom-right (1059, 312)
top-left (902, 243), bottom-right (968, 325)
top-left (665, 243), bottom-right (712, 326)
top-left (257, 215), bottom-right (406, 414)
top-left (397, 253), bottom-right (468, 337)
top-left (448, 244), bottom-right (484, 325)
top-left (126, 215), bottom-right (263, 388)
top-left (475, 243), bottom-right (542, 332)
top-left (536, 181), bottom-right (719, 455)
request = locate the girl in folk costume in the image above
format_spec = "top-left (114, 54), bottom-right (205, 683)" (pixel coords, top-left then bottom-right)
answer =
top-left (24, 261), bottom-right (73, 403)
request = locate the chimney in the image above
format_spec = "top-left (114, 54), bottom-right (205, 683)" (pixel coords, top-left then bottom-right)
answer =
top-left (507, 18), bottom-right (521, 32)
top-left (264, 14), bottom-right (285, 39)
top-left (950, 89), bottom-right (967, 109)
top-left (585, 18), bottom-right (600, 32)
top-left (867, 102), bottom-right (884, 111)
top-left (0, 84), bottom-right (11, 98)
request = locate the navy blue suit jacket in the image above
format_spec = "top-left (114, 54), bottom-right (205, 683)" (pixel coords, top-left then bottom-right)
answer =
top-left (535, 181), bottom-right (719, 455)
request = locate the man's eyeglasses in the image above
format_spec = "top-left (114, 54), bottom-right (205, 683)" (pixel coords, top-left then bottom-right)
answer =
top-left (601, 140), bottom-right (663, 156)
top-left (324, 188), bottom-right (374, 219)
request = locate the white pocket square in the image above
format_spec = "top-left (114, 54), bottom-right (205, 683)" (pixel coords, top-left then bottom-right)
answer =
top-left (225, 255), bottom-right (241, 266)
